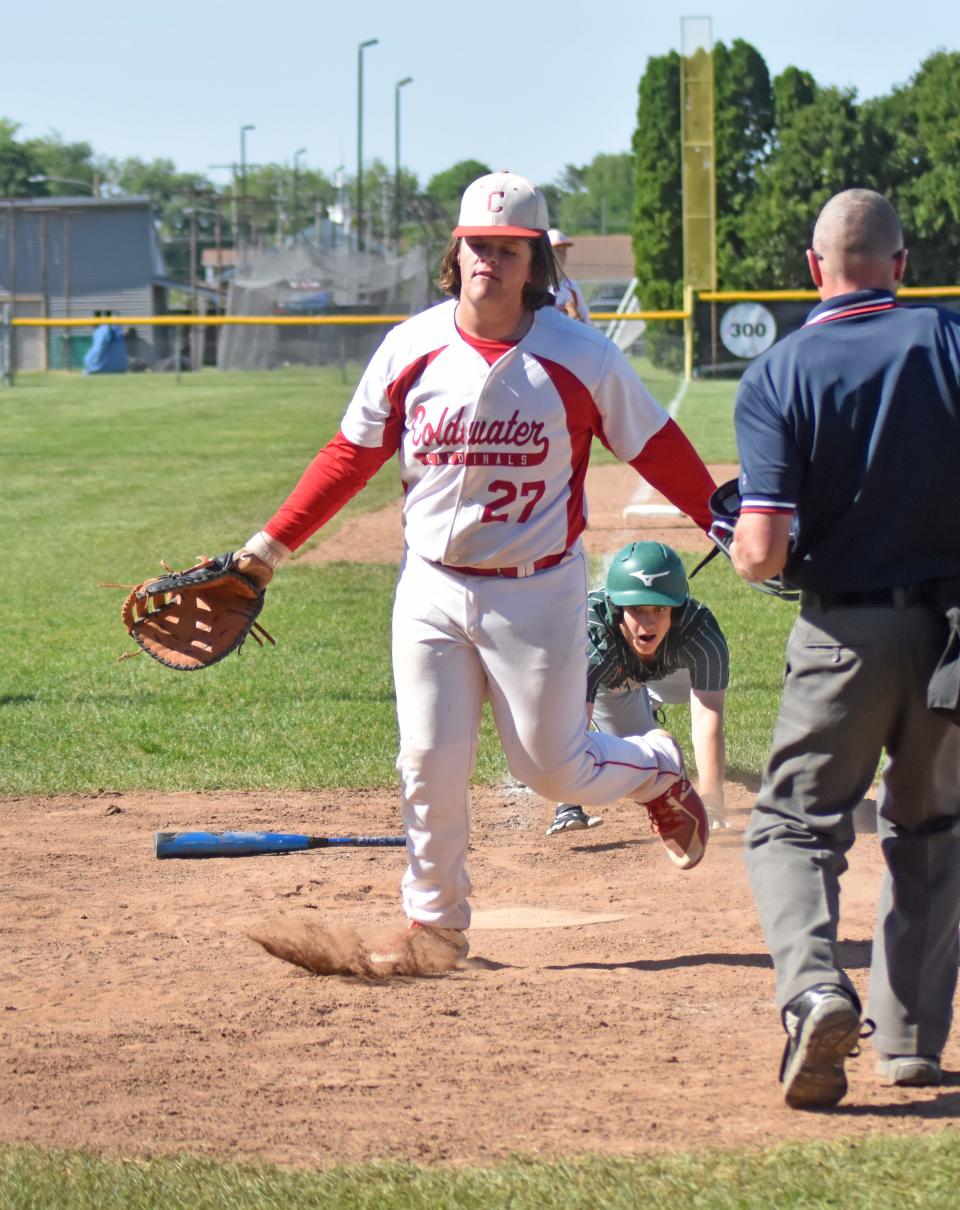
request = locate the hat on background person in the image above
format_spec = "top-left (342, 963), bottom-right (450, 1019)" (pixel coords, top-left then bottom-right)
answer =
top-left (452, 170), bottom-right (549, 239)
top-left (548, 228), bottom-right (574, 247)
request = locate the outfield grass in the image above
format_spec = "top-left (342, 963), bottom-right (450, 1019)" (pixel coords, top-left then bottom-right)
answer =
top-left (3, 1132), bottom-right (960, 1209)
top-left (3, 364), bottom-right (777, 794)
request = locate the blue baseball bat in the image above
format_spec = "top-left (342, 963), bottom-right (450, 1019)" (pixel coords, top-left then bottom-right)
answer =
top-left (155, 830), bottom-right (406, 858)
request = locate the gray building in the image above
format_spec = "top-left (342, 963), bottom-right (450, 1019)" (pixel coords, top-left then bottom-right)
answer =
top-left (0, 195), bottom-right (167, 370)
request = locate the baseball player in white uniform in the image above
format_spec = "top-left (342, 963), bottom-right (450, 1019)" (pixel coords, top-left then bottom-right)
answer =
top-left (548, 228), bottom-right (590, 323)
top-left (231, 171), bottom-right (717, 958)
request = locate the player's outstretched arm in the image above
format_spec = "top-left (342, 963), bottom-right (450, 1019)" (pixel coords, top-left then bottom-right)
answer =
top-left (689, 689), bottom-right (728, 829)
top-left (628, 419), bottom-right (715, 531)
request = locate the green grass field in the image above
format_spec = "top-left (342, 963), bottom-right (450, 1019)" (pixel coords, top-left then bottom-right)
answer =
top-left (4, 1132), bottom-right (960, 1209)
top-left (1, 361), bottom-right (774, 795)
top-left (1, 364), bottom-right (949, 1207)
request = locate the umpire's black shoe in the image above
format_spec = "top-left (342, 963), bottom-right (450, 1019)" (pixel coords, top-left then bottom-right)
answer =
top-left (780, 984), bottom-right (864, 1109)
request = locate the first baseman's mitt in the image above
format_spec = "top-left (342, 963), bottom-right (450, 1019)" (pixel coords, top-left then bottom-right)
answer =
top-left (113, 552), bottom-right (275, 671)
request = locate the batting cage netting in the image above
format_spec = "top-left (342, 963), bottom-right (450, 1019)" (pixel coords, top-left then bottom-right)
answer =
top-left (218, 240), bottom-right (431, 371)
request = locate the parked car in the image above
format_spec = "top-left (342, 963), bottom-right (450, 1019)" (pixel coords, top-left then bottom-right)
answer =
top-left (587, 293), bottom-right (628, 314)
top-left (274, 290), bottom-right (332, 315)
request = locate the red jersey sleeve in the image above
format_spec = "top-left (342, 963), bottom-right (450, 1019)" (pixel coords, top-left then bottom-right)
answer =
top-left (629, 418), bottom-right (715, 531)
top-left (263, 429), bottom-right (398, 552)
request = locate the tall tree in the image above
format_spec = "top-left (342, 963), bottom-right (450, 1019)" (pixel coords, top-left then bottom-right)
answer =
top-left (632, 50), bottom-right (683, 302)
top-left (425, 159), bottom-right (491, 226)
top-left (631, 52), bottom-right (684, 365)
top-left (714, 40), bottom-right (774, 284)
top-left (0, 118), bottom-right (43, 196)
top-left (23, 131), bottom-right (100, 194)
top-left (553, 152), bottom-right (634, 234)
top-left (738, 82), bottom-right (884, 287)
top-left (868, 51), bottom-right (960, 282)
top-left (773, 66), bottom-right (817, 126)
top-left (632, 40), bottom-right (774, 298)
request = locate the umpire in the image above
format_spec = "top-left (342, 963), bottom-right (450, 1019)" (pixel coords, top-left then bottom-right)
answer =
top-left (731, 188), bottom-right (960, 1109)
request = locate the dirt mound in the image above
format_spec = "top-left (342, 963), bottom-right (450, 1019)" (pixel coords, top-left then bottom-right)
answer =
top-left (2, 783), bottom-right (957, 1170)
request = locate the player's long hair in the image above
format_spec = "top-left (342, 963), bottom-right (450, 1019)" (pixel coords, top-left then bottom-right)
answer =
top-left (437, 234), bottom-right (560, 310)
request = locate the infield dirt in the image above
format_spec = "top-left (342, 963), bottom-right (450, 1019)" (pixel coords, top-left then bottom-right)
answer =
top-left (2, 464), bottom-right (958, 1168)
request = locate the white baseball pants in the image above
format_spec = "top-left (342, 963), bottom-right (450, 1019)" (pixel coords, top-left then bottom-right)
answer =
top-left (392, 547), bottom-right (683, 929)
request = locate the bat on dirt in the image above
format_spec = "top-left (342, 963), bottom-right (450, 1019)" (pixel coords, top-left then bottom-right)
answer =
top-left (154, 831), bottom-right (406, 859)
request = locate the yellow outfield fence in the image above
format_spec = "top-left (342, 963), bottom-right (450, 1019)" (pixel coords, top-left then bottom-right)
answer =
top-left (6, 311), bottom-right (684, 327)
top-left (0, 306), bottom-right (685, 382)
top-left (2, 288), bottom-right (958, 384)
top-left (699, 287), bottom-right (960, 301)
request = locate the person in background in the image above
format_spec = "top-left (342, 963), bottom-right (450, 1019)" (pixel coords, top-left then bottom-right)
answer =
top-left (548, 228), bottom-right (590, 323)
top-left (547, 540), bottom-right (729, 836)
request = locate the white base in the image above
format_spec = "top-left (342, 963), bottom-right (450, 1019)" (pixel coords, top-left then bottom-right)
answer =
top-left (470, 906), bottom-right (627, 930)
top-left (622, 502), bottom-right (682, 520)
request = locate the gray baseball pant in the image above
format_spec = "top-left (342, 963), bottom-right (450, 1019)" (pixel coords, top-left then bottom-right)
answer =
top-left (745, 599), bottom-right (960, 1057)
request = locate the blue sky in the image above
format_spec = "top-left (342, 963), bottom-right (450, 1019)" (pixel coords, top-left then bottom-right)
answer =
top-left (7, 1), bottom-right (958, 190)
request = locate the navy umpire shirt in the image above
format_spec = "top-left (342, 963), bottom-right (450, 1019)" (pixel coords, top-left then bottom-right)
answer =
top-left (734, 288), bottom-right (960, 594)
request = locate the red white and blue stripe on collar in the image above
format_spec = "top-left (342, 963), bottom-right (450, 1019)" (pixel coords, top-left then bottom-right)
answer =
top-left (804, 295), bottom-right (896, 326)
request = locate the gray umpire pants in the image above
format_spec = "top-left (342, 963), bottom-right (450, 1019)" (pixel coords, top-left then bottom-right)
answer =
top-left (746, 599), bottom-right (960, 1057)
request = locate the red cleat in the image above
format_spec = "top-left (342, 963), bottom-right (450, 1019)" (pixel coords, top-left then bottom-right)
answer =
top-left (641, 776), bottom-right (708, 869)
top-left (408, 919), bottom-right (470, 960)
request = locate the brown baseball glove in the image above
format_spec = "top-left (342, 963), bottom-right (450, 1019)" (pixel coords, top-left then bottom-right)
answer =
top-left (114, 552), bottom-right (275, 671)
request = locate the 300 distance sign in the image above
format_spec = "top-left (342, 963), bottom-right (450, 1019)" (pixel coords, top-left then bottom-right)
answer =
top-left (719, 303), bottom-right (777, 359)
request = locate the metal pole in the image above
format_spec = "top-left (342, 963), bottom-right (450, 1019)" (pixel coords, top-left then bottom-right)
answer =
top-left (394, 77), bottom-right (412, 249)
top-left (684, 285), bottom-right (695, 383)
top-left (292, 148), bottom-right (306, 243)
top-left (240, 125), bottom-right (255, 247)
top-left (1, 204), bottom-right (13, 384)
top-left (40, 212), bottom-right (48, 371)
top-left (1, 303), bottom-right (12, 387)
top-left (356, 38), bottom-right (378, 252)
top-left (9, 203), bottom-right (17, 359)
top-left (189, 203), bottom-right (199, 369)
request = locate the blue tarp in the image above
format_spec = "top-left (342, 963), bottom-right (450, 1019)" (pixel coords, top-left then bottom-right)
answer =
top-left (83, 324), bottom-right (128, 374)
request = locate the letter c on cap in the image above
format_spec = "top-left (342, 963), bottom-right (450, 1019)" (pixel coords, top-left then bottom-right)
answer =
top-left (487, 190), bottom-right (505, 213)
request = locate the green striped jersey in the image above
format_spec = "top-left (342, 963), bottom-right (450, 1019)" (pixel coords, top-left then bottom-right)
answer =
top-left (585, 590), bottom-right (729, 703)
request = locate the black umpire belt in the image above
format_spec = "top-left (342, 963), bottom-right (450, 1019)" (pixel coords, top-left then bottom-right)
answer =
top-left (801, 581), bottom-right (960, 727)
top-left (800, 585), bottom-right (929, 610)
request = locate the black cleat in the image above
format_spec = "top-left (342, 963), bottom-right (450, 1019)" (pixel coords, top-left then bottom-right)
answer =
top-left (546, 804), bottom-right (603, 836)
top-left (780, 985), bottom-right (865, 1109)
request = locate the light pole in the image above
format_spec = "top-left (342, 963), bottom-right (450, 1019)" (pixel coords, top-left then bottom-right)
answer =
top-left (393, 76), bottom-right (413, 248)
top-left (239, 124), bottom-right (255, 242)
top-left (292, 147), bottom-right (307, 241)
top-left (356, 37), bottom-right (379, 252)
top-left (27, 173), bottom-right (101, 197)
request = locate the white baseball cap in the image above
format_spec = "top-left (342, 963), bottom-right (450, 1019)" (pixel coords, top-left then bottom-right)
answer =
top-left (548, 228), bottom-right (574, 247)
top-left (452, 170), bottom-right (549, 239)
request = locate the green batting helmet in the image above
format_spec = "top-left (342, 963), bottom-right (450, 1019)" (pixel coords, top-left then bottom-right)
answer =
top-left (605, 541), bottom-right (689, 608)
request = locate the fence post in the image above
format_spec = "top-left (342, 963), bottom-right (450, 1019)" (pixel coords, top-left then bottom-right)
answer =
top-left (1, 304), bottom-right (13, 387)
top-left (683, 285), bottom-right (695, 383)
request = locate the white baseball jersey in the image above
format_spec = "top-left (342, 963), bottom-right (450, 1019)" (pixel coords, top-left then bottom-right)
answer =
top-left (553, 276), bottom-right (590, 323)
top-left (250, 295), bottom-right (715, 930)
top-left (340, 298), bottom-right (667, 571)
